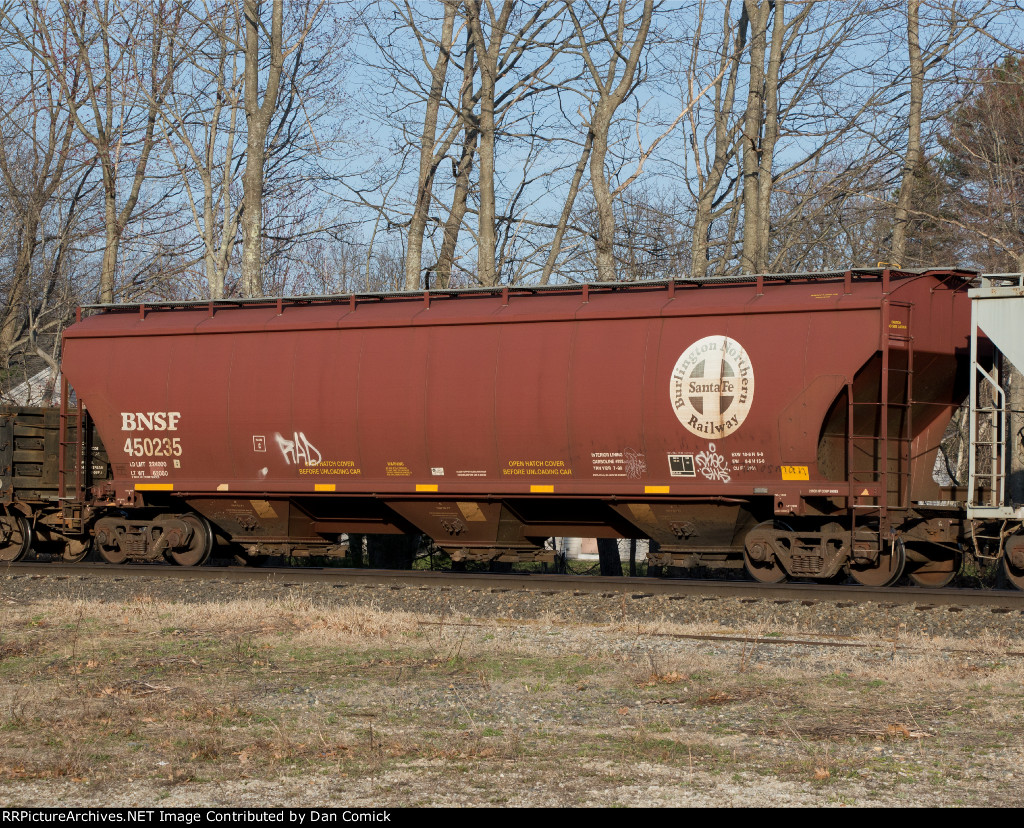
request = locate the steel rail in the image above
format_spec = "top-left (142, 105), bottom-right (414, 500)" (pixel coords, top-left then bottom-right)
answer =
top-left (3, 560), bottom-right (1023, 611)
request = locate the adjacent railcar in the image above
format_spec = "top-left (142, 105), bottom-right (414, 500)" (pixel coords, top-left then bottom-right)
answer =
top-left (54, 267), bottom-right (977, 585)
top-left (0, 405), bottom-right (108, 562)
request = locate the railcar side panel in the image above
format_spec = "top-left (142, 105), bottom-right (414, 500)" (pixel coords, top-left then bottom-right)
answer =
top-left (494, 322), bottom-right (574, 485)
top-left (58, 270), bottom-right (976, 574)
top-left (566, 318), bottom-right (652, 484)
top-left (424, 325), bottom-right (500, 483)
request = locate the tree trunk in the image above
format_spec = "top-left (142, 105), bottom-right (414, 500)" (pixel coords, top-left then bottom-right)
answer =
top-left (405, 1), bottom-right (457, 291)
top-left (240, 0), bottom-right (285, 297)
top-left (366, 534), bottom-right (417, 569)
top-left (891, 0), bottom-right (922, 267)
top-left (690, 3), bottom-right (748, 280)
top-left (590, 103), bottom-right (617, 282)
top-left (754, 0), bottom-right (784, 273)
top-left (467, 0), bottom-right (510, 286)
top-left (0, 215), bottom-right (41, 359)
top-left (597, 538), bottom-right (623, 576)
top-left (99, 181), bottom-right (120, 304)
top-left (239, 116), bottom-right (268, 296)
top-left (740, 0), bottom-right (770, 274)
top-left (570, 0), bottom-right (654, 284)
top-left (430, 26), bottom-right (478, 289)
top-left (540, 130), bottom-right (593, 284)
top-left (432, 129), bottom-right (477, 288)
top-left (347, 533), bottom-right (364, 567)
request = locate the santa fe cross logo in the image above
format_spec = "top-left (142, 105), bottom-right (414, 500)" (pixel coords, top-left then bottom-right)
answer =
top-left (669, 335), bottom-right (755, 438)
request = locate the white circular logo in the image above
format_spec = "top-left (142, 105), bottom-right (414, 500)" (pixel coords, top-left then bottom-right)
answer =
top-left (670, 335), bottom-right (754, 438)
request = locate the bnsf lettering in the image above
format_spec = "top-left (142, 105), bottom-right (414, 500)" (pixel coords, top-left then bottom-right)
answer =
top-left (121, 412), bottom-right (181, 431)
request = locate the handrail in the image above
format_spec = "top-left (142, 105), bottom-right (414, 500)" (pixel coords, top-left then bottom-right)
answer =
top-left (75, 268), bottom-right (978, 315)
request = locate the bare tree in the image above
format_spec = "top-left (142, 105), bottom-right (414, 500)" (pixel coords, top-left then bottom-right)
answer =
top-left (430, 25), bottom-right (479, 288)
top-left (4, 1), bottom-right (186, 304)
top-left (403, 0), bottom-right (458, 290)
top-left (156, 2), bottom-right (246, 299)
top-left (738, 0), bottom-right (818, 274)
top-left (929, 55), bottom-right (1024, 270)
top-left (676, 3), bottom-right (919, 277)
top-left (888, 0), bottom-right (993, 267)
top-left (0, 10), bottom-right (93, 364)
top-left (464, 0), bottom-right (566, 285)
top-left (889, 0), bottom-right (922, 266)
top-left (239, 0), bottom-right (326, 297)
top-left (686, 0), bottom-right (747, 280)
top-left (538, 128), bottom-right (592, 284)
top-left (361, 0), bottom-right (569, 288)
top-left (464, 0), bottom-right (509, 285)
top-left (240, 0), bottom-right (286, 297)
top-left (568, 0), bottom-right (653, 282)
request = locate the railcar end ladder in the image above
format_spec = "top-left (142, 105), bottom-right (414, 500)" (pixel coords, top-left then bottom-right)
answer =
top-left (847, 299), bottom-right (915, 557)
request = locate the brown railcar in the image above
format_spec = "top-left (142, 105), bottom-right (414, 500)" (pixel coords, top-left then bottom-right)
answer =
top-left (37, 267), bottom-right (985, 586)
top-left (0, 405), bottom-right (107, 562)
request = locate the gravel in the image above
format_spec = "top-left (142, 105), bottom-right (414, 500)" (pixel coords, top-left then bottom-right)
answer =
top-left (3, 568), bottom-right (1023, 642)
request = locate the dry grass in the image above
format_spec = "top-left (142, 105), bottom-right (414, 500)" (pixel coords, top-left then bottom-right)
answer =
top-left (1, 593), bottom-right (1023, 805)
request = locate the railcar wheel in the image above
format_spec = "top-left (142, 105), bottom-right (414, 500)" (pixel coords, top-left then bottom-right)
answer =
top-left (169, 514), bottom-right (213, 567)
top-left (850, 537), bottom-right (905, 587)
top-left (93, 522), bottom-right (126, 563)
top-left (62, 537), bottom-right (92, 563)
top-left (0, 515), bottom-right (32, 562)
top-left (815, 566), bottom-right (850, 585)
top-left (1000, 536), bottom-right (1024, 590)
top-left (98, 544), bottom-right (128, 564)
top-left (907, 544), bottom-right (961, 588)
top-left (743, 522), bottom-right (789, 583)
top-left (744, 553), bottom-right (787, 583)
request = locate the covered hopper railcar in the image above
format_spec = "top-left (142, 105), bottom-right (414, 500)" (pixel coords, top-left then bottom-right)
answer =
top-left (24, 265), bottom-right (996, 587)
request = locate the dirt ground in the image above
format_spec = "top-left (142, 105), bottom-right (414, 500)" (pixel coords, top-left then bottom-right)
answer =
top-left (1, 588), bottom-right (1023, 807)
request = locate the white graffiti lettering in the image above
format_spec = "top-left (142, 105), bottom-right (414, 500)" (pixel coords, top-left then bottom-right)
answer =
top-left (275, 431), bottom-right (322, 467)
top-left (623, 448), bottom-right (647, 479)
top-left (695, 442), bottom-right (731, 483)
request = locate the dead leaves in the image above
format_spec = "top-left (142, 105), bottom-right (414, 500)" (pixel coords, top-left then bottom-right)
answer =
top-left (796, 722), bottom-right (934, 740)
top-left (234, 740), bottom-right (350, 766)
top-left (0, 639), bottom-right (40, 660)
top-left (696, 691), bottom-right (736, 706)
top-left (884, 723), bottom-right (932, 740)
top-left (636, 670), bottom-right (686, 687)
top-left (99, 681), bottom-right (173, 699)
top-left (0, 761), bottom-right (89, 781)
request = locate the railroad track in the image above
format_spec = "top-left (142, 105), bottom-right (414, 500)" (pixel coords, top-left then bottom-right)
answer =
top-left (4, 559), bottom-right (1024, 612)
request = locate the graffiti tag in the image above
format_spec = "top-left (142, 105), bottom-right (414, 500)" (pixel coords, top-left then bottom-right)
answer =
top-left (695, 442), bottom-right (731, 483)
top-left (275, 431), bottom-right (322, 467)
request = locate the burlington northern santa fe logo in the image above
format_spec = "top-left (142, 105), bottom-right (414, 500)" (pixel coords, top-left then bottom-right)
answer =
top-left (670, 335), bottom-right (754, 437)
